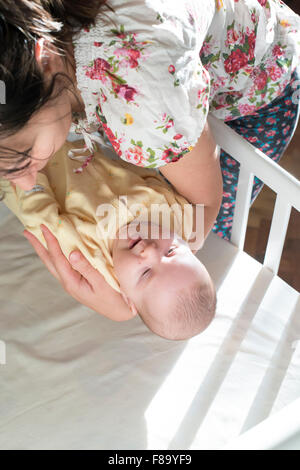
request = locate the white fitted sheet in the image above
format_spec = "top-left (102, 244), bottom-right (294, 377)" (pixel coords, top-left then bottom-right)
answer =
top-left (0, 135), bottom-right (299, 450)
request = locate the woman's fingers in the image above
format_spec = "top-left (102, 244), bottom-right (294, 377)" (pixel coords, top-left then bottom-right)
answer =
top-left (69, 250), bottom-right (102, 288)
top-left (23, 229), bottom-right (60, 281)
top-left (39, 224), bottom-right (87, 294)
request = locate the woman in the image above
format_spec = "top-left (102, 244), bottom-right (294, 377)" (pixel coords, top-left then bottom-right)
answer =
top-left (0, 0), bottom-right (299, 315)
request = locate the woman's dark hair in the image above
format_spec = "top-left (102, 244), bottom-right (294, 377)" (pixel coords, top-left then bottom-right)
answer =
top-left (0, 0), bottom-right (115, 192)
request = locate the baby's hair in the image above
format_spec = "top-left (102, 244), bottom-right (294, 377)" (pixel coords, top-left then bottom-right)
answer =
top-left (0, 0), bottom-right (116, 199)
top-left (139, 279), bottom-right (217, 341)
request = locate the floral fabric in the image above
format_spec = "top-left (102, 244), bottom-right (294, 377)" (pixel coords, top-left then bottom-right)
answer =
top-left (212, 67), bottom-right (300, 241)
top-left (72, 0), bottom-right (300, 168)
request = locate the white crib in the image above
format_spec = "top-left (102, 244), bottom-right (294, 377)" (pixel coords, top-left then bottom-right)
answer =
top-left (0, 114), bottom-right (299, 450)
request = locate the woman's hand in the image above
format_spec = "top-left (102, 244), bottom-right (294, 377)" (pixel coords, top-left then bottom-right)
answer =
top-left (23, 224), bottom-right (135, 322)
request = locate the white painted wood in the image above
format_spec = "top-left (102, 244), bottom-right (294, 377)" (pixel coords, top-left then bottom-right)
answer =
top-left (263, 194), bottom-right (292, 275)
top-left (207, 114), bottom-right (300, 212)
top-left (207, 113), bottom-right (300, 275)
top-left (230, 166), bottom-right (254, 250)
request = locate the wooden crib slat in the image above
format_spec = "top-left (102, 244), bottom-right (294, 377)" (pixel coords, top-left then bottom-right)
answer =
top-left (207, 114), bottom-right (299, 280)
top-left (263, 194), bottom-right (292, 276)
top-left (230, 166), bottom-right (254, 250)
top-left (207, 114), bottom-right (300, 212)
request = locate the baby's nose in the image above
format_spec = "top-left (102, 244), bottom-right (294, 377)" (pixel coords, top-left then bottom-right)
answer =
top-left (140, 240), bottom-right (159, 256)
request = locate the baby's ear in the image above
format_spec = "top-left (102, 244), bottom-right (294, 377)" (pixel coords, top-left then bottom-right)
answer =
top-left (120, 291), bottom-right (138, 317)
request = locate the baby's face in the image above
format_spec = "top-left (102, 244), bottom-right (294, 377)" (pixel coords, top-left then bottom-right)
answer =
top-left (112, 221), bottom-right (209, 317)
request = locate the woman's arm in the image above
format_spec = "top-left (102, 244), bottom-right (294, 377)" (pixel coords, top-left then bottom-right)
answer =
top-left (159, 119), bottom-right (223, 252)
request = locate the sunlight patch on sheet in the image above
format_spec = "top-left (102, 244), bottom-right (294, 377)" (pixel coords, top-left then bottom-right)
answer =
top-left (145, 338), bottom-right (214, 449)
top-left (145, 251), bottom-right (262, 449)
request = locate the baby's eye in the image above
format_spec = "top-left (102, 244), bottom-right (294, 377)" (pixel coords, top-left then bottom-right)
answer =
top-left (167, 246), bottom-right (176, 255)
top-left (141, 247), bottom-right (176, 279)
top-left (142, 268), bottom-right (151, 278)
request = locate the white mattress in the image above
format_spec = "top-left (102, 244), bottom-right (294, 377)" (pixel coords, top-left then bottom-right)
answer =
top-left (0, 201), bottom-right (299, 450)
top-left (0, 141), bottom-right (299, 450)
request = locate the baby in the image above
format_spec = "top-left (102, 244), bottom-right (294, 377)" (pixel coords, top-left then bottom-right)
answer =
top-left (1, 139), bottom-right (217, 341)
top-left (112, 219), bottom-right (216, 340)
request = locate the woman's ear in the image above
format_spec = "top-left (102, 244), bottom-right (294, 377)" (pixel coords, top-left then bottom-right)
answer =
top-left (120, 291), bottom-right (138, 317)
top-left (34, 38), bottom-right (57, 77)
top-left (35, 38), bottom-right (48, 67)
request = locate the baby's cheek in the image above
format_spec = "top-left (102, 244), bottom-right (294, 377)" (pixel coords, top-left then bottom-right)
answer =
top-left (113, 255), bottom-right (130, 284)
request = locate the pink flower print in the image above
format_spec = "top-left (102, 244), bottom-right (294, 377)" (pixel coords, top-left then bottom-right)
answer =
top-left (173, 134), bottom-right (183, 140)
top-left (267, 65), bottom-right (283, 81)
top-left (272, 45), bottom-right (284, 58)
top-left (166, 119), bottom-right (174, 130)
top-left (115, 84), bottom-right (138, 102)
top-left (226, 29), bottom-right (239, 46)
top-left (161, 149), bottom-right (182, 163)
top-left (257, 0), bottom-right (267, 6)
top-left (254, 70), bottom-right (268, 90)
top-left (224, 49), bottom-right (249, 74)
top-left (125, 145), bottom-right (145, 166)
top-left (168, 65), bottom-right (175, 74)
top-left (94, 42), bottom-right (103, 47)
top-left (283, 125), bottom-right (291, 136)
top-left (284, 110), bottom-right (292, 117)
top-left (114, 47), bottom-right (141, 69)
top-left (128, 49), bottom-right (141, 60)
top-left (114, 48), bottom-right (141, 69)
top-left (238, 103), bottom-right (257, 115)
top-left (100, 90), bottom-right (107, 103)
top-left (129, 59), bottom-right (139, 69)
top-left (268, 106), bottom-right (280, 113)
top-left (85, 58), bottom-right (111, 82)
top-left (266, 117), bottom-right (276, 124)
top-left (225, 158), bottom-right (237, 167)
top-left (114, 47), bottom-right (128, 58)
top-left (200, 41), bottom-right (211, 56)
top-left (257, 126), bottom-right (264, 133)
top-left (211, 81), bottom-right (221, 95)
top-left (240, 32), bottom-right (246, 46)
top-left (248, 136), bottom-right (258, 143)
top-left (112, 141), bottom-right (122, 157)
top-left (223, 192), bottom-right (232, 198)
top-left (223, 202), bottom-right (233, 209)
top-left (266, 130), bottom-right (276, 137)
top-left (285, 99), bottom-right (292, 106)
top-left (251, 12), bottom-right (257, 23)
top-left (198, 88), bottom-right (205, 99)
top-left (202, 93), bottom-right (209, 109)
top-left (243, 65), bottom-right (254, 75)
top-left (96, 113), bottom-right (123, 158)
top-left (247, 31), bottom-right (256, 60)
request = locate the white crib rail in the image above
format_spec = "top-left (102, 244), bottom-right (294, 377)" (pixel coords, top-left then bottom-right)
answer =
top-left (207, 113), bottom-right (300, 277)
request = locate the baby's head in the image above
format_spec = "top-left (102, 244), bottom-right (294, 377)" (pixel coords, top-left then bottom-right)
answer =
top-left (112, 220), bottom-right (217, 340)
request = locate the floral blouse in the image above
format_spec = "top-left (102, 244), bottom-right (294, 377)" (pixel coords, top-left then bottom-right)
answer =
top-left (71, 0), bottom-right (300, 168)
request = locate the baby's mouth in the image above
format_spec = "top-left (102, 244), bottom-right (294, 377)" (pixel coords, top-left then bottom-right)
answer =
top-left (129, 237), bottom-right (142, 249)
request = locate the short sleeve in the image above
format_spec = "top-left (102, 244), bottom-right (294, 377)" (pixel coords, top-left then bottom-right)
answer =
top-left (73, 0), bottom-right (214, 168)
